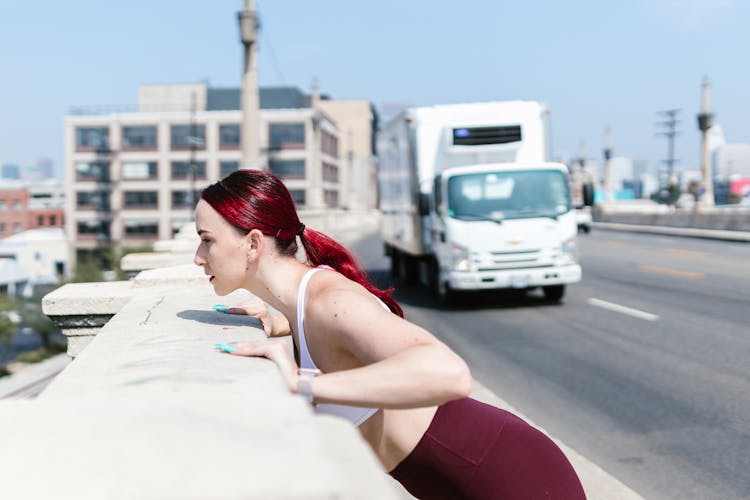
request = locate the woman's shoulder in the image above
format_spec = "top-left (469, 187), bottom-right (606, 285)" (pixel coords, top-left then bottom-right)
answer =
top-left (306, 268), bottom-right (381, 317)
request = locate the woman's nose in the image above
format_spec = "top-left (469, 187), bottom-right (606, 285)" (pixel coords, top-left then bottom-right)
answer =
top-left (194, 249), bottom-right (205, 266)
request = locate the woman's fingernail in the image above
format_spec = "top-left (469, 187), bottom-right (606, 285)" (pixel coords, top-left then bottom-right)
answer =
top-left (214, 342), bottom-right (236, 353)
top-left (212, 304), bottom-right (230, 313)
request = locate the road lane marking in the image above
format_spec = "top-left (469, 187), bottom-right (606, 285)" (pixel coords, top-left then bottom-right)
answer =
top-left (587, 298), bottom-right (660, 321)
top-left (664, 248), bottom-right (709, 258)
top-left (638, 265), bottom-right (704, 279)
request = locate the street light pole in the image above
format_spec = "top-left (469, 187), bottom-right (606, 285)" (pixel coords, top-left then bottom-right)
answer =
top-left (603, 126), bottom-right (613, 203)
top-left (697, 76), bottom-right (715, 208)
top-left (238, 0), bottom-right (262, 170)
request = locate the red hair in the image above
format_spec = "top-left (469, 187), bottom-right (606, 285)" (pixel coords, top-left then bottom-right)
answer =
top-left (201, 169), bottom-right (403, 318)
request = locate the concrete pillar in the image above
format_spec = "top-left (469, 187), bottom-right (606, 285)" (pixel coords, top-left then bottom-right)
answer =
top-left (697, 76), bottom-right (715, 208)
top-left (238, 0), bottom-right (262, 170)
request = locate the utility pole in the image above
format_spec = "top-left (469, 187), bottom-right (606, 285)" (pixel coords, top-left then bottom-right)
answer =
top-left (603, 127), bottom-right (613, 203)
top-left (187, 92), bottom-right (203, 220)
top-left (656, 109), bottom-right (681, 205)
top-left (697, 76), bottom-right (715, 208)
top-left (238, 0), bottom-right (262, 170)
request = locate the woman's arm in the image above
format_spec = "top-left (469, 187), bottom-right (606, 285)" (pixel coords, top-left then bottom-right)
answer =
top-left (301, 287), bottom-right (472, 409)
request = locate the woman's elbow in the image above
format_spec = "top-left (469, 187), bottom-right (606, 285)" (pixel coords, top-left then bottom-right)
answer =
top-left (445, 356), bottom-right (473, 400)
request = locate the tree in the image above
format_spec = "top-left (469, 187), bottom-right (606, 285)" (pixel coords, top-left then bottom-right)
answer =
top-left (0, 295), bottom-right (19, 346)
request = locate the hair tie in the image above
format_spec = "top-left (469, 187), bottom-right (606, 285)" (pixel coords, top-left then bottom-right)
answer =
top-left (297, 223), bottom-right (305, 236)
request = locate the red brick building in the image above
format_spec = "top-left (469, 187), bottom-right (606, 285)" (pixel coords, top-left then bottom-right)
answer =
top-left (0, 182), bottom-right (65, 239)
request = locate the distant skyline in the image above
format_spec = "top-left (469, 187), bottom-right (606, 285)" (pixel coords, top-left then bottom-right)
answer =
top-left (1, 0), bottom-right (749, 179)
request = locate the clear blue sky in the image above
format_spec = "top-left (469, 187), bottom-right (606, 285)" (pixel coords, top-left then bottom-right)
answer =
top-left (1, 0), bottom-right (749, 179)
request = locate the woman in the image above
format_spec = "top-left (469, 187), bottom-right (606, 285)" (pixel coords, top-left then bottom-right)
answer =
top-left (194, 169), bottom-right (586, 500)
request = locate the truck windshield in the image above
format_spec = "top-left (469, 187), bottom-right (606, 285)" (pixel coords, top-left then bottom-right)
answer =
top-left (446, 170), bottom-right (571, 221)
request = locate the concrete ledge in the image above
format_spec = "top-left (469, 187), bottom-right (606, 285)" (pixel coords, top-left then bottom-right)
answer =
top-left (4, 285), bottom-right (399, 499)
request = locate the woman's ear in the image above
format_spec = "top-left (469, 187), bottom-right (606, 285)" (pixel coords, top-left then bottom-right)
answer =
top-left (246, 229), bottom-right (265, 263)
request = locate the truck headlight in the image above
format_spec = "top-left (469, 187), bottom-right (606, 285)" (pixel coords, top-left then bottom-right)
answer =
top-left (560, 237), bottom-right (578, 265)
top-left (451, 244), bottom-right (471, 271)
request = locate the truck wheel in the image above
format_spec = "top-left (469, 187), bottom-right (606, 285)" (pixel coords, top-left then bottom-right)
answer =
top-left (390, 249), bottom-right (401, 279)
top-left (402, 254), bottom-right (419, 285)
top-left (430, 259), bottom-right (453, 307)
top-left (542, 285), bottom-right (565, 302)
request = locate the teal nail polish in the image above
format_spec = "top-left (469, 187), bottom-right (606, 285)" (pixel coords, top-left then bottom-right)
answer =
top-left (212, 304), bottom-right (230, 313)
top-left (214, 342), bottom-right (236, 353)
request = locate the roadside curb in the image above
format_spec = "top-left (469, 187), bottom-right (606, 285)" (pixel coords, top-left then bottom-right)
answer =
top-left (592, 222), bottom-right (750, 242)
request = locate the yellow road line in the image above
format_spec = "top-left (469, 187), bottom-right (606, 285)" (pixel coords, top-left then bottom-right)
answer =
top-left (639, 265), bottom-right (704, 279)
top-left (664, 248), bottom-right (709, 258)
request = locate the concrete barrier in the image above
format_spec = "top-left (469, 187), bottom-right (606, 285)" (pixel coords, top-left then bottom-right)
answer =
top-left (9, 267), bottom-right (400, 499)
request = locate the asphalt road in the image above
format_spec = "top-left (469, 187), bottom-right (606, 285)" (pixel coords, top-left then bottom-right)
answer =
top-left (350, 229), bottom-right (750, 500)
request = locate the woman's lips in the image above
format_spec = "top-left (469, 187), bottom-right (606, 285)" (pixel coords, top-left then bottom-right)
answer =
top-left (209, 276), bottom-right (215, 282)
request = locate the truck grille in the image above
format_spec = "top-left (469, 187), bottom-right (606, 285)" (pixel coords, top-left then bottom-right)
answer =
top-left (474, 249), bottom-right (546, 270)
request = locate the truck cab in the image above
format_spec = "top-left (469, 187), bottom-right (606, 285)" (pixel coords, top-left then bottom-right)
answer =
top-left (428, 163), bottom-right (581, 303)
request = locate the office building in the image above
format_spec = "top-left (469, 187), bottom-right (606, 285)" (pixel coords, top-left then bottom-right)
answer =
top-left (65, 83), bottom-right (378, 254)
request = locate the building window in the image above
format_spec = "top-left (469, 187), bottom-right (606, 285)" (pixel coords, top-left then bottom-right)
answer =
top-left (269, 123), bottom-right (305, 150)
top-left (76, 191), bottom-right (110, 210)
top-left (123, 191), bottom-right (158, 208)
top-left (219, 124), bottom-right (241, 148)
top-left (322, 162), bottom-right (339, 183)
top-left (0, 223), bottom-right (5, 233)
top-left (269, 159), bottom-right (305, 179)
top-left (170, 124), bottom-right (205, 150)
top-left (122, 161), bottom-right (158, 180)
top-left (171, 161), bottom-right (206, 179)
top-left (124, 220), bottom-right (159, 237)
top-left (122, 126), bottom-right (157, 149)
top-left (49, 215), bottom-right (57, 226)
top-left (0, 201), bottom-right (6, 211)
top-left (324, 190), bottom-right (339, 208)
top-left (171, 190), bottom-right (201, 209)
top-left (75, 127), bottom-right (109, 151)
top-left (220, 161), bottom-right (239, 178)
top-left (75, 162), bottom-right (110, 182)
top-left (321, 130), bottom-right (339, 158)
top-left (12, 200), bottom-right (20, 211)
top-left (38, 215), bottom-right (44, 226)
top-left (289, 189), bottom-right (306, 208)
top-left (12, 223), bottom-right (21, 233)
top-left (77, 220), bottom-right (110, 238)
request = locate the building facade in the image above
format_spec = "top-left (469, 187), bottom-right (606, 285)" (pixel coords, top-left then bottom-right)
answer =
top-left (65, 84), bottom-right (375, 255)
top-left (0, 180), bottom-right (65, 239)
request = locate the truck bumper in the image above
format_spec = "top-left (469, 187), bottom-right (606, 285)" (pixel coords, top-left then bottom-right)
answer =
top-left (447, 264), bottom-right (582, 291)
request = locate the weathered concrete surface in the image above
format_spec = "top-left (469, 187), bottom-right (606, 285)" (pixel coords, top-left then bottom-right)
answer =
top-left (3, 284), bottom-right (398, 499)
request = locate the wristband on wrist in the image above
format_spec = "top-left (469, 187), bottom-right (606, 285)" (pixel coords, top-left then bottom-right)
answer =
top-left (297, 368), bottom-right (320, 404)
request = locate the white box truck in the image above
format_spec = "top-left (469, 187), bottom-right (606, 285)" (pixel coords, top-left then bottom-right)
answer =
top-left (377, 101), bottom-right (584, 304)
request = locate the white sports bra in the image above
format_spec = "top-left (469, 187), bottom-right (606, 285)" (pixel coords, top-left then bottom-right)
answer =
top-left (296, 266), bottom-right (382, 426)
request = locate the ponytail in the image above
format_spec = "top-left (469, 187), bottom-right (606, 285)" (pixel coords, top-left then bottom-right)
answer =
top-left (299, 228), bottom-right (404, 318)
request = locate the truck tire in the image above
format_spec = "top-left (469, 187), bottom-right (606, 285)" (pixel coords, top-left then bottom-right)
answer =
top-left (401, 253), bottom-right (419, 285)
top-left (429, 259), bottom-right (453, 307)
top-left (542, 285), bottom-right (565, 302)
top-left (390, 249), bottom-right (401, 279)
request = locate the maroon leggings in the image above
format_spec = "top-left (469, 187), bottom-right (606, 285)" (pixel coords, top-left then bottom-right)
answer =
top-left (389, 398), bottom-right (586, 499)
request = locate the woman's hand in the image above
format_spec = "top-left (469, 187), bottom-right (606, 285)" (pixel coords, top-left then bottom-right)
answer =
top-left (213, 298), bottom-right (291, 337)
top-left (220, 339), bottom-right (299, 392)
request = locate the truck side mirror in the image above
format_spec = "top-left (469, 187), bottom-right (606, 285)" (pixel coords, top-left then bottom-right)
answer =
top-left (582, 182), bottom-right (594, 206)
top-left (418, 193), bottom-right (430, 216)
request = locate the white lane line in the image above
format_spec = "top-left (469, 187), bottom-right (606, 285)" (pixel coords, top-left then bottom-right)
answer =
top-left (587, 298), bottom-right (660, 322)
